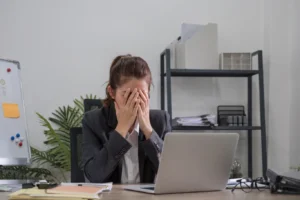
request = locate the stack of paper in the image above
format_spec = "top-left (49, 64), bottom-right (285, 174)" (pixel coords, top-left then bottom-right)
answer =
top-left (175, 115), bottom-right (216, 126)
top-left (9, 183), bottom-right (112, 200)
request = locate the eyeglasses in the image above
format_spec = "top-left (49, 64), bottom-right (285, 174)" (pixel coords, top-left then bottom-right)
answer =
top-left (231, 177), bottom-right (269, 193)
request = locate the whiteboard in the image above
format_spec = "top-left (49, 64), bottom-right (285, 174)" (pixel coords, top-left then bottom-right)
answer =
top-left (0, 59), bottom-right (31, 165)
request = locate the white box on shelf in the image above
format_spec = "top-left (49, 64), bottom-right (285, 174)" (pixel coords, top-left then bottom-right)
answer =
top-left (166, 38), bottom-right (180, 69)
top-left (174, 23), bottom-right (218, 69)
top-left (219, 53), bottom-right (252, 70)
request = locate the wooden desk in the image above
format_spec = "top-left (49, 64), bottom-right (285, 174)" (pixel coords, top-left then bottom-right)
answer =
top-left (0, 185), bottom-right (299, 200)
top-left (102, 185), bottom-right (300, 200)
top-left (102, 186), bottom-right (299, 200)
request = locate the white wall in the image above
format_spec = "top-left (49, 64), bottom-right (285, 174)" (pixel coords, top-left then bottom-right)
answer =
top-left (265, 0), bottom-right (300, 172)
top-left (288, 0), bottom-right (300, 169)
top-left (0, 0), bottom-right (266, 176)
top-left (264, 0), bottom-right (292, 173)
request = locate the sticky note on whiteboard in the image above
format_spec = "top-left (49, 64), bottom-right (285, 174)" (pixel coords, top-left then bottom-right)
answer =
top-left (2, 103), bottom-right (20, 118)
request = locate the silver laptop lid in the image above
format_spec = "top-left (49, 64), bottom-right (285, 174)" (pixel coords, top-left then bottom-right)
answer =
top-left (154, 132), bottom-right (239, 194)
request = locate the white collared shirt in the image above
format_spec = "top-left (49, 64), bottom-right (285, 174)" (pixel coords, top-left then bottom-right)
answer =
top-left (121, 122), bottom-right (140, 184)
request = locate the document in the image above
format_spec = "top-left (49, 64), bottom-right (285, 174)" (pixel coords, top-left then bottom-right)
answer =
top-left (175, 114), bottom-right (216, 126)
top-left (46, 185), bottom-right (105, 199)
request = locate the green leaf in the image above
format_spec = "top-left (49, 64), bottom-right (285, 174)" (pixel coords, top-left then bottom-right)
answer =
top-left (74, 99), bottom-right (84, 113)
top-left (36, 113), bottom-right (71, 171)
top-left (31, 94), bottom-right (98, 180)
top-left (49, 106), bottom-right (82, 130)
top-left (44, 129), bottom-right (70, 146)
top-left (0, 166), bottom-right (54, 181)
top-left (31, 147), bottom-right (61, 168)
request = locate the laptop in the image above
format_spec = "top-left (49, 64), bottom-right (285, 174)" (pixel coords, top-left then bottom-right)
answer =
top-left (124, 131), bottom-right (239, 194)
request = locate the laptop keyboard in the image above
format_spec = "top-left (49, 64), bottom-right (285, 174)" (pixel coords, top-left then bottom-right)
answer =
top-left (141, 186), bottom-right (155, 190)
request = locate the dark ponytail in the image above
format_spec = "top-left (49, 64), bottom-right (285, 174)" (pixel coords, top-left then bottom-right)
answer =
top-left (103, 54), bottom-right (152, 107)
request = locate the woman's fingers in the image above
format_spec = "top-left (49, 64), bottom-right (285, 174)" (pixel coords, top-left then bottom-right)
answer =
top-left (126, 88), bottom-right (137, 106)
top-left (129, 90), bottom-right (140, 109)
top-left (139, 89), bottom-right (148, 104)
top-left (123, 88), bottom-right (131, 105)
top-left (140, 98), bottom-right (146, 110)
top-left (142, 89), bottom-right (149, 100)
top-left (127, 89), bottom-right (137, 108)
top-left (134, 102), bottom-right (140, 116)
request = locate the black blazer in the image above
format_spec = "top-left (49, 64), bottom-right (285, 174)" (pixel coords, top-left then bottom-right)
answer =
top-left (81, 104), bottom-right (171, 183)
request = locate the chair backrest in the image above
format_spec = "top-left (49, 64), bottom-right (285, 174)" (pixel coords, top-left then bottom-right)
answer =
top-left (84, 99), bottom-right (103, 113)
top-left (70, 127), bottom-right (84, 182)
top-left (70, 99), bottom-right (103, 182)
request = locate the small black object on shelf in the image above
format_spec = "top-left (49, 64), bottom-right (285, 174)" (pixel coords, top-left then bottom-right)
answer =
top-left (217, 105), bottom-right (247, 126)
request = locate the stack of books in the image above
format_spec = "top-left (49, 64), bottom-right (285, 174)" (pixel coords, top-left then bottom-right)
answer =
top-left (267, 169), bottom-right (300, 194)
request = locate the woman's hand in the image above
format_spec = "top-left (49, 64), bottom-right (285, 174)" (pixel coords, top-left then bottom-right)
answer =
top-left (115, 88), bottom-right (139, 138)
top-left (138, 89), bottom-right (153, 140)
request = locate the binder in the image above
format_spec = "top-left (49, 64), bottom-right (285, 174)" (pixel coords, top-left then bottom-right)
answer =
top-left (267, 169), bottom-right (300, 194)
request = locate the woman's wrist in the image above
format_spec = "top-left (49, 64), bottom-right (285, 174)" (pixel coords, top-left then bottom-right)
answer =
top-left (115, 124), bottom-right (129, 138)
top-left (143, 126), bottom-right (153, 140)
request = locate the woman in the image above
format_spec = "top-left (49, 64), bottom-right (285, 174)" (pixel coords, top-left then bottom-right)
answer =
top-left (81, 55), bottom-right (171, 183)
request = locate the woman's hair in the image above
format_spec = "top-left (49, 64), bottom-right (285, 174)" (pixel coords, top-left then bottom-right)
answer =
top-left (103, 54), bottom-right (152, 106)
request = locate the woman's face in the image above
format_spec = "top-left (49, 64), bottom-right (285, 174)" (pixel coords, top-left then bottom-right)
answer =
top-left (110, 78), bottom-right (149, 106)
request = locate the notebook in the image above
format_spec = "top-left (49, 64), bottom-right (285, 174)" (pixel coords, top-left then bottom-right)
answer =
top-left (46, 185), bottom-right (106, 198)
top-left (9, 187), bottom-right (99, 200)
top-left (9, 185), bottom-right (109, 200)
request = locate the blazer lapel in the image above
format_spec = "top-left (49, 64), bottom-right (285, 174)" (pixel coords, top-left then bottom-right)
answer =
top-left (106, 103), bottom-right (146, 183)
top-left (105, 104), bottom-right (123, 182)
top-left (107, 103), bottom-right (118, 130)
top-left (138, 129), bottom-right (145, 182)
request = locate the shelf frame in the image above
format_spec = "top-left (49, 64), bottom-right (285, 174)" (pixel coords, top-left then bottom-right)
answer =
top-left (160, 49), bottom-right (267, 179)
top-left (163, 69), bottom-right (259, 77)
top-left (172, 125), bottom-right (261, 131)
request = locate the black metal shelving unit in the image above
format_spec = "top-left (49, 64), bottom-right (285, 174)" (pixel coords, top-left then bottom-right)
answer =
top-left (160, 49), bottom-right (267, 179)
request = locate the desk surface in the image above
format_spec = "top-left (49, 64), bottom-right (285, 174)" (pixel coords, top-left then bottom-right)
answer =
top-left (0, 185), bottom-right (299, 200)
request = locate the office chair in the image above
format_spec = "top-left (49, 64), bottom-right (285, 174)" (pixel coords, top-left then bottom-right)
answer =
top-left (70, 99), bottom-right (103, 182)
top-left (70, 127), bottom-right (84, 182)
top-left (84, 99), bottom-right (103, 113)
